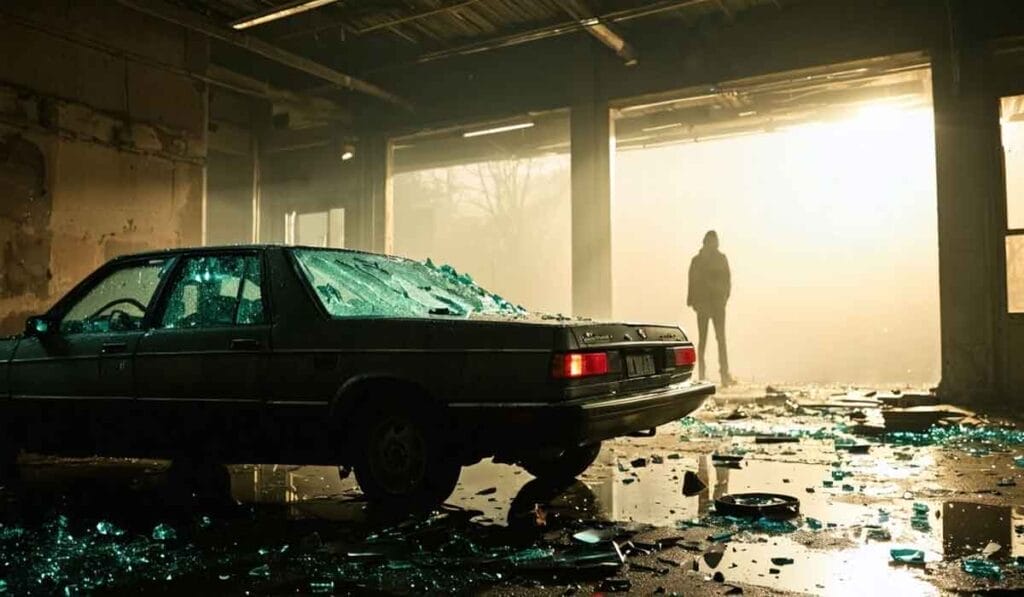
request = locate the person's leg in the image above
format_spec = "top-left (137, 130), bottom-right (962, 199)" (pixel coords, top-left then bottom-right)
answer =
top-left (696, 311), bottom-right (710, 380)
top-left (712, 305), bottom-right (731, 384)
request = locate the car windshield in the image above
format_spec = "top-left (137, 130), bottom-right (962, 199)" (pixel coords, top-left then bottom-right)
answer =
top-left (291, 248), bottom-right (526, 319)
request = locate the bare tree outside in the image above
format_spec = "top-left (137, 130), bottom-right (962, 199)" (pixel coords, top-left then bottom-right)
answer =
top-left (394, 154), bottom-right (572, 314)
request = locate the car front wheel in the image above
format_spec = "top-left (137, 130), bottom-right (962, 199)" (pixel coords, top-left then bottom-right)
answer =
top-left (351, 398), bottom-right (460, 507)
top-left (520, 442), bottom-right (603, 481)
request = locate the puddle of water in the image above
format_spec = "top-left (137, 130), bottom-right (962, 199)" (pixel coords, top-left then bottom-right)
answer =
top-left (696, 538), bottom-right (939, 597)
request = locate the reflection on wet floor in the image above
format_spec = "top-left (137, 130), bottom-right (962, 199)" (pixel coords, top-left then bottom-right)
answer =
top-left (2, 388), bottom-right (1023, 594)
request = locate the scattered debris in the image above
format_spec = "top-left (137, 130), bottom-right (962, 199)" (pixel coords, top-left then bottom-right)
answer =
top-left (962, 558), bottom-right (1002, 580)
top-left (95, 521), bottom-right (124, 537)
top-left (711, 453), bottom-right (744, 467)
top-left (754, 436), bottom-right (800, 444)
top-left (572, 527), bottom-right (619, 544)
top-left (714, 493), bottom-right (800, 518)
top-left (595, 577), bottom-right (631, 592)
top-left (878, 393), bottom-right (939, 408)
top-left (890, 548), bottom-right (925, 565)
top-left (681, 471), bottom-right (707, 496)
top-left (151, 523), bottom-right (177, 541)
top-left (911, 503), bottom-right (931, 532)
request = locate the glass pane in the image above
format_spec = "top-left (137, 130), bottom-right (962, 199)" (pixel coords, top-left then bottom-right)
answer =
top-left (1006, 235), bottom-right (1024, 313)
top-left (236, 257), bottom-right (264, 325)
top-left (292, 248), bottom-right (522, 319)
top-left (161, 255), bottom-right (263, 328)
top-left (60, 260), bottom-right (169, 334)
top-left (1002, 95), bottom-right (1024, 229)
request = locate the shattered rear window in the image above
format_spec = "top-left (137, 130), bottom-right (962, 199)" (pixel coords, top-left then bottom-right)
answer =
top-left (291, 248), bottom-right (525, 319)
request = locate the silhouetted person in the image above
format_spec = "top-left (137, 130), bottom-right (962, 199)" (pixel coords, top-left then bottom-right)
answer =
top-left (687, 230), bottom-right (734, 385)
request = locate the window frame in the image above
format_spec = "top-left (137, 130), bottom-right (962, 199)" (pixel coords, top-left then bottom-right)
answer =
top-left (49, 256), bottom-right (179, 336)
top-left (1001, 91), bottom-right (1024, 317)
top-left (148, 249), bottom-right (271, 331)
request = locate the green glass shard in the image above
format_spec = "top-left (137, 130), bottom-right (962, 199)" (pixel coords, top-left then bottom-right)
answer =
top-left (962, 557), bottom-right (1002, 580)
top-left (151, 524), bottom-right (176, 541)
top-left (890, 548), bottom-right (925, 564)
top-left (95, 522), bottom-right (123, 537)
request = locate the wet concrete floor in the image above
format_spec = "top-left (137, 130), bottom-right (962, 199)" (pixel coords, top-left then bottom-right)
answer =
top-left (0, 385), bottom-right (1021, 595)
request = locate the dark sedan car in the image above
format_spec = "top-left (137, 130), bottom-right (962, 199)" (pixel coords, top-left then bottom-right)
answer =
top-left (0, 246), bottom-right (714, 504)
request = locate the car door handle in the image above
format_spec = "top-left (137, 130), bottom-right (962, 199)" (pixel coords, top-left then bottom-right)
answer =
top-left (229, 338), bottom-right (261, 351)
top-left (101, 342), bottom-right (128, 354)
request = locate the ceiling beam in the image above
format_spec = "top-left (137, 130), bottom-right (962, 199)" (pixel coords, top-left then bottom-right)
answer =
top-left (115, 0), bottom-right (411, 109)
top-left (230, 0), bottom-right (342, 30)
top-left (206, 64), bottom-right (351, 124)
top-left (277, 0), bottom-right (482, 41)
top-left (390, 0), bottom-right (712, 67)
top-left (555, 0), bottom-right (639, 65)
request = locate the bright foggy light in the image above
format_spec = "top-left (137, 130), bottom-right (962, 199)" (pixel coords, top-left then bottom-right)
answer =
top-left (852, 102), bottom-right (915, 132)
top-left (613, 99), bottom-right (940, 386)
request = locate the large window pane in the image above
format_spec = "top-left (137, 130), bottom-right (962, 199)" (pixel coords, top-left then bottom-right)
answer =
top-left (1002, 95), bottom-right (1024, 229)
top-left (1006, 235), bottom-right (1024, 313)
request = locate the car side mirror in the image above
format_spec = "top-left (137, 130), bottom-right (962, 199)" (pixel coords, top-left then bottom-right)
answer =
top-left (25, 315), bottom-right (52, 337)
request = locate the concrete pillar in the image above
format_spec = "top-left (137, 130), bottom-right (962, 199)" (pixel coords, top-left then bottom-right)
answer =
top-left (932, 3), bottom-right (1005, 404)
top-left (353, 134), bottom-right (392, 254)
top-left (571, 39), bottom-right (614, 319)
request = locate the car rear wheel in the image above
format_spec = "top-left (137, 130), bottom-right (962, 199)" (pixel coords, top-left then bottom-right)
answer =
top-left (351, 398), bottom-right (460, 507)
top-left (520, 442), bottom-right (603, 481)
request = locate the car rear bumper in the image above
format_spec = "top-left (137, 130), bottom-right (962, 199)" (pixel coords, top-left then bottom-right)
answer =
top-left (448, 380), bottom-right (715, 452)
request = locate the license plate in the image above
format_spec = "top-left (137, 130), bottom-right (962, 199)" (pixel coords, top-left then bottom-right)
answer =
top-left (625, 354), bottom-right (656, 377)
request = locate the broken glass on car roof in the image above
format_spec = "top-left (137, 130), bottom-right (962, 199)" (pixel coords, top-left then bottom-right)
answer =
top-left (292, 249), bottom-right (527, 319)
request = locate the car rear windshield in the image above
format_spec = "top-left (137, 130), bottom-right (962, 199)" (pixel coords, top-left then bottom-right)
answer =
top-left (291, 248), bottom-right (525, 319)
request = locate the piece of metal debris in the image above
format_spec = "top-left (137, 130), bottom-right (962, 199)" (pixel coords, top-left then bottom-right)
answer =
top-left (714, 493), bottom-right (800, 518)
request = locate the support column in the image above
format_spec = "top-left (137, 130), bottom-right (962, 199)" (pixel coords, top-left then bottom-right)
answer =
top-left (353, 134), bottom-right (392, 254)
top-left (571, 39), bottom-right (614, 319)
top-left (932, 2), bottom-right (1005, 405)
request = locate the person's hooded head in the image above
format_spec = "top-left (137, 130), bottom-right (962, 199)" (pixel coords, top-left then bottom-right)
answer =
top-left (702, 230), bottom-right (720, 252)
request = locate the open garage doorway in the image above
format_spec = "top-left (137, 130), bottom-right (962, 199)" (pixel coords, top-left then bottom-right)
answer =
top-left (612, 55), bottom-right (940, 388)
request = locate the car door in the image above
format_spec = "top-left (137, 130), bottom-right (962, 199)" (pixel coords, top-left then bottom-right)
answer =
top-left (133, 251), bottom-right (270, 456)
top-left (8, 257), bottom-right (175, 453)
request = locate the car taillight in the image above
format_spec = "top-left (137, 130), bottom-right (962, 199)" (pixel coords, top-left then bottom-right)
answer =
top-left (552, 352), bottom-right (610, 379)
top-left (669, 346), bottom-right (697, 367)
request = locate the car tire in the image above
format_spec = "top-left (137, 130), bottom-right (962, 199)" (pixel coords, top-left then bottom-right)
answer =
top-left (351, 397), bottom-right (460, 508)
top-left (520, 442), bottom-right (603, 481)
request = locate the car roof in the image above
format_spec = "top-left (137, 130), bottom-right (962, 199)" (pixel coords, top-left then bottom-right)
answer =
top-left (109, 244), bottom-right (388, 263)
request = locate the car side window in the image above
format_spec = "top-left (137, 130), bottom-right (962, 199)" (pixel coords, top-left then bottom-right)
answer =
top-left (160, 255), bottom-right (265, 329)
top-left (60, 259), bottom-right (171, 335)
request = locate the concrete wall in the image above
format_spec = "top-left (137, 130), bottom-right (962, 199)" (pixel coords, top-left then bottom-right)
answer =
top-left (0, 1), bottom-right (207, 334)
